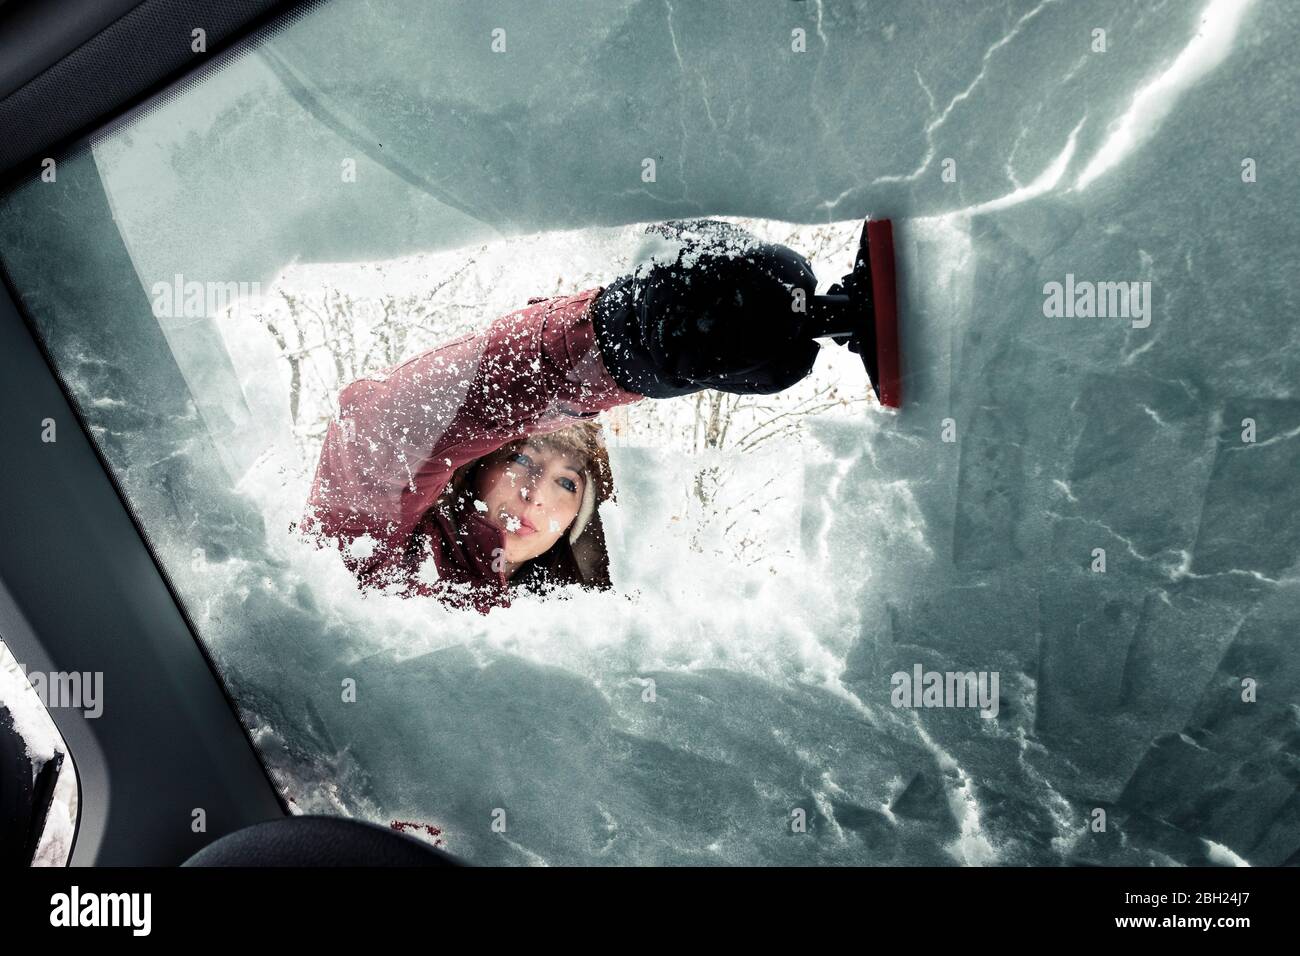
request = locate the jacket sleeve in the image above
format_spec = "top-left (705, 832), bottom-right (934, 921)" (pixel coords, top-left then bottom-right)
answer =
top-left (301, 286), bottom-right (642, 574)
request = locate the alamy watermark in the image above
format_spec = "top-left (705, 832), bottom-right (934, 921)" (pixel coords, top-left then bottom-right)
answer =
top-left (14, 663), bottom-right (103, 718)
top-left (1042, 274), bottom-right (1151, 329)
top-left (50, 886), bottom-right (150, 936)
top-left (890, 664), bottom-right (1000, 718)
top-left (151, 273), bottom-right (262, 319)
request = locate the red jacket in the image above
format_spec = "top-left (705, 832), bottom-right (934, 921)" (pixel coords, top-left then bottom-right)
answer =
top-left (301, 287), bottom-right (642, 611)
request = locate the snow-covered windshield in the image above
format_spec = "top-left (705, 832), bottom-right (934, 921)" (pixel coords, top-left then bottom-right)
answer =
top-left (0, 0), bottom-right (1295, 865)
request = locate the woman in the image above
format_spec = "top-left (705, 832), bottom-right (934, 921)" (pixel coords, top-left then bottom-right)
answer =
top-left (301, 220), bottom-right (822, 613)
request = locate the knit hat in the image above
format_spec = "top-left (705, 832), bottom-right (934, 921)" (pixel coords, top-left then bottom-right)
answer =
top-left (569, 468), bottom-right (597, 544)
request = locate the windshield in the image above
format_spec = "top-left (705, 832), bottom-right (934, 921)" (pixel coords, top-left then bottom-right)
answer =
top-left (0, 0), bottom-right (1293, 866)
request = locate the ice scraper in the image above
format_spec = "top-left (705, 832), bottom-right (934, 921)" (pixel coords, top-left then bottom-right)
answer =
top-left (802, 218), bottom-right (902, 408)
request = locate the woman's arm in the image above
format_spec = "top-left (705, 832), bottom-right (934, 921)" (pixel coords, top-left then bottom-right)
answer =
top-left (301, 287), bottom-right (642, 570)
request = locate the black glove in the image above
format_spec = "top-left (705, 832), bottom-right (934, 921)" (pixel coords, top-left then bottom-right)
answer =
top-left (591, 219), bottom-right (821, 398)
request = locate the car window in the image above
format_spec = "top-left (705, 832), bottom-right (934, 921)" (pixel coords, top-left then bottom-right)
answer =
top-left (0, 637), bottom-right (79, 866)
top-left (2, 0), bottom-right (1281, 868)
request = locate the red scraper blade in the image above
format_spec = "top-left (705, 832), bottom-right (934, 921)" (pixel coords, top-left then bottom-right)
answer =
top-left (866, 219), bottom-right (901, 409)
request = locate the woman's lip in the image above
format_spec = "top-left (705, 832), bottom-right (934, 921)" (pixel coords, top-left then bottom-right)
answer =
top-left (503, 514), bottom-right (538, 535)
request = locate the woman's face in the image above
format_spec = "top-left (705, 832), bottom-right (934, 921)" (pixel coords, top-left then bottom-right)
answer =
top-left (472, 440), bottom-right (587, 569)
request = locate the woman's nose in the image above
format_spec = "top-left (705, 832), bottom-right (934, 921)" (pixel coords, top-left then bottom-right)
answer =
top-left (519, 479), bottom-right (543, 506)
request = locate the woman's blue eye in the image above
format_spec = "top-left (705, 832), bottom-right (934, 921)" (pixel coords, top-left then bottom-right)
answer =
top-left (508, 450), bottom-right (576, 493)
